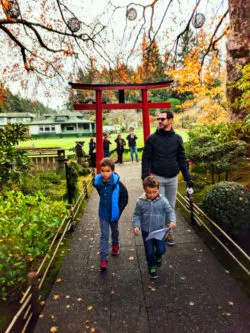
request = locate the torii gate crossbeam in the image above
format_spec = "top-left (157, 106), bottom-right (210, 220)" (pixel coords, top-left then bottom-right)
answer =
top-left (69, 81), bottom-right (173, 172)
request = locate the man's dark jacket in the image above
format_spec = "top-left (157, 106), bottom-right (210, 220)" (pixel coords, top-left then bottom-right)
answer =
top-left (141, 128), bottom-right (191, 181)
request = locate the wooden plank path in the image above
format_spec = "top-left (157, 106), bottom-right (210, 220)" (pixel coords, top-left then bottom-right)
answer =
top-left (34, 163), bottom-right (250, 333)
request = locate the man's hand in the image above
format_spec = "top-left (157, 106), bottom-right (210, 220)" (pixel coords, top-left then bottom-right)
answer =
top-left (186, 180), bottom-right (194, 195)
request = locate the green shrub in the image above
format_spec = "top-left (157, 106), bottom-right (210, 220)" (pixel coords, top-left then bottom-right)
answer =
top-left (0, 191), bottom-right (67, 300)
top-left (201, 182), bottom-right (250, 234)
top-left (20, 172), bottom-right (66, 201)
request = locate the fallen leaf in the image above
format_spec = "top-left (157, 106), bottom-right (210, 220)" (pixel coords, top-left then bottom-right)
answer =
top-left (87, 305), bottom-right (93, 311)
top-left (66, 295), bottom-right (70, 299)
top-left (222, 312), bottom-right (232, 316)
top-left (39, 314), bottom-right (44, 318)
top-left (148, 285), bottom-right (152, 289)
top-left (66, 305), bottom-right (70, 308)
top-left (104, 307), bottom-right (109, 311)
top-left (151, 288), bottom-right (156, 292)
top-left (50, 314), bottom-right (55, 319)
top-left (228, 301), bottom-right (234, 306)
top-left (128, 256), bottom-right (134, 261)
top-left (77, 298), bottom-right (83, 302)
top-left (197, 259), bottom-right (201, 262)
top-left (180, 276), bottom-right (186, 281)
top-left (188, 301), bottom-right (194, 306)
top-left (56, 278), bottom-right (62, 283)
top-left (53, 295), bottom-right (60, 300)
top-left (111, 290), bottom-right (115, 295)
top-left (225, 269), bottom-right (230, 274)
top-left (111, 272), bottom-right (116, 276)
top-left (40, 300), bottom-right (45, 306)
top-left (50, 327), bottom-right (58, 333)
top-left (90, 328), bottom-right (96, 332)
top-left (187, 229), bottom-right (192, 232)
top-left (90, 266), bottom-right (95, 270)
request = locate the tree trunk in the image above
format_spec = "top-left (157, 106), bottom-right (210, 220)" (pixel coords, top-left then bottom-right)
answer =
top-left (226, 0), bottom-right (250, 120)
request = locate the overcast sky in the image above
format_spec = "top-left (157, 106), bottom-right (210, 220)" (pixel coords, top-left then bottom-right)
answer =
top-left (0, 0), bottom-right (228, 109)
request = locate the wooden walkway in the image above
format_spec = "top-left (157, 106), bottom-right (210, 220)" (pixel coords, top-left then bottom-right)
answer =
top-left (34, 163), bottom-right (250, 333)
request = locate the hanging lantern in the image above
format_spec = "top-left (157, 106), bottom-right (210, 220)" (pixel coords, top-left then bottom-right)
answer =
top-left (67, 17), bottom-right (81, 33)
top-left (4, 0), bottom-right (20, 19)
top-left (126, 8), bottom-right (137, 21)
top-left (192, 13), bottom-right (206, 28)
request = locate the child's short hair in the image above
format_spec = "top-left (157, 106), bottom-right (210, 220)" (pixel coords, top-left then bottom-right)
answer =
top-left (100, 158), bottom-right (115, 171)
top-left (143, 176), bottom-right (159, 189)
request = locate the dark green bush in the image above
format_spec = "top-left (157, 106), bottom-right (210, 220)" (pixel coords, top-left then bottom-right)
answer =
top-left (201, 182), bottom-right (250, 233)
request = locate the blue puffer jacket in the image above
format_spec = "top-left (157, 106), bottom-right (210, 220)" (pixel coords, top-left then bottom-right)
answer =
top-left (133, 194), bottom-right (176, 232)
top-left (94, 172), bottom-right (128, 222)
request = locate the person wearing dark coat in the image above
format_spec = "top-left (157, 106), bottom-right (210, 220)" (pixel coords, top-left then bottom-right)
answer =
top-left (103, 135), bottom-right (112, 157)
top-left (114, 134), bottom-right (126, 164)
top-left (141, 110), bottom-right (193, 246)
top-left (89, 138), bottom-right (96, 167)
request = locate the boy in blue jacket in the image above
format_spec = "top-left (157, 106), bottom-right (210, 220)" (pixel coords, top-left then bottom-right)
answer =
top-left (94, 158), bottom-right (128, 271)
top-left (133, 176), bottom-right (176, 279)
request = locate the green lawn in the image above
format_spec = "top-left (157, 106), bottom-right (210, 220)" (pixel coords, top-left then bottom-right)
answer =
top-left (19, 126), bottom-right (189, 152)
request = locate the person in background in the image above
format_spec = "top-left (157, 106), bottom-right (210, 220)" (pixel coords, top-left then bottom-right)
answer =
top-left (133, 176), bottom-right (176, 279)
top-left (103, 134), bottom-right (112, 157)
top-left (141, 110), bottom-right (193, 246)
top-left (93, 158), bottom-right (128, 271)
top-left (126, 127), bottom-right (139, 162)
top-left (114, 134), bottom-right (126, 164)
top-left (89, 138), bottom-right (96, 168)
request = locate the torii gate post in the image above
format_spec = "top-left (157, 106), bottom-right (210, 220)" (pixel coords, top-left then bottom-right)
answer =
top-left (69, 81), bottom-right (173, 172)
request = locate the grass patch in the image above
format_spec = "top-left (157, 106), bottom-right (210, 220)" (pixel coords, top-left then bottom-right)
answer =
top-left (19, 127), bottom-right (189, 151)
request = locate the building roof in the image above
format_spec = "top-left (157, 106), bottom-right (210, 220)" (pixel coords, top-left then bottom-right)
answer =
top-left (28, 115), bottom-right (95, 125)
top-left (0, 113), bottom-right (36, 118)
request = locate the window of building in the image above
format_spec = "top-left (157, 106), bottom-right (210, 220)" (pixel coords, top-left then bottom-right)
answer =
top-left (39, 126), bottom-right (44, 132)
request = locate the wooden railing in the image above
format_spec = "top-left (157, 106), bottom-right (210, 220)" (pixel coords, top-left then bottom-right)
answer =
top-left (176, 192), bottom-right (250, 276)
top-left (5, 174), bottom-right (93, 333)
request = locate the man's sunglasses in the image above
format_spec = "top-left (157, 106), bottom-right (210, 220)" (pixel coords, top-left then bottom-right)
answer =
top-left (157, 117), bottom-right (167, 121)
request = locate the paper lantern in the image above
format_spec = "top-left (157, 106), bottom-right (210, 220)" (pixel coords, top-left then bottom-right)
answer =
top-left (5, 0), bottom-right (20, 19)
top-left (67, 17), bottom-right (81, 33)
top-left (192, 13), bottom-right (205, 28)
top-left (126, 8), bottom-right (137, 21)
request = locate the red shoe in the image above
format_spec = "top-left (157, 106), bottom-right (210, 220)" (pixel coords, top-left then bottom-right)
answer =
top-left (111, 244), bottom-right (120, 256)
top-left (100, 260), bottom-right (108, 271)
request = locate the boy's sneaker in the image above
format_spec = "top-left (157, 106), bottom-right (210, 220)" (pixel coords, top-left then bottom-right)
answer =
top-left (111, 244), bottom-right (120, 256)
top-left (100, 260), bottom-right (108, 271)
top-left (149, 267), bottom-right (158, 279)
top-left (155, 257), bottom-right (162, 267)
top-left (166, 233), bottom-right (176, 246)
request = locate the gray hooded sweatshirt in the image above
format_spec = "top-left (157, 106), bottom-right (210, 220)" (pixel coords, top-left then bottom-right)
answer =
top-left (133, 194), bottom-right (176, 232)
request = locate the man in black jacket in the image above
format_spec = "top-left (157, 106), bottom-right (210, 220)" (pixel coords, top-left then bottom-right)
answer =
top-left (141, 110), bottom-right (193, 245)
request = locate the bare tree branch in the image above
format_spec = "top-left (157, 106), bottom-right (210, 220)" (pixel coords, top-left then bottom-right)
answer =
top-left (200, 9), bottom-right (229, 68)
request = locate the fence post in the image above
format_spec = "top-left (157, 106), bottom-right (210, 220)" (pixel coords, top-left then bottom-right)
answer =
top-left (27, 272), bottom-right (41, 317)
top-left (83, 181), bottom-right (88, 199)
top-left (187, 192), bottom-right (195, 225)
top-left (64, 161), bottom-right (73, 204)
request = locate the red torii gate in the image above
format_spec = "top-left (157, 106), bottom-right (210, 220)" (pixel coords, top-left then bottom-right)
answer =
top-left (69, 81), bottom-right (173, 172)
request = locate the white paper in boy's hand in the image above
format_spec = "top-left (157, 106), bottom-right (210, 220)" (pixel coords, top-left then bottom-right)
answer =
top-left (145, 228), bottom-right (171, 241)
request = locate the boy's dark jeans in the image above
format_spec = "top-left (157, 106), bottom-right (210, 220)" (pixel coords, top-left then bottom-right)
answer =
top-left (141, 230), bottom-right (166, 269)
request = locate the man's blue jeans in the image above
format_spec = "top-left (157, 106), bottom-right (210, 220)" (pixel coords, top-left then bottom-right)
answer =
top-left (129, 146), bottom-right (138, 161)
top-left (141, 230), bottom-right (166, 269)
top-left (99, 219), bottom-right (119, 261)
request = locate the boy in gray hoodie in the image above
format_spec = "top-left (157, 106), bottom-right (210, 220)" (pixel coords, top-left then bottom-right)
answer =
top-left (133, 176), bottom-right (176, 279)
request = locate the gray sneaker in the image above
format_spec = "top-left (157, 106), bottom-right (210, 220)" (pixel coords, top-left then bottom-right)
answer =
top-left (166, 233), bottom-right (175, 246)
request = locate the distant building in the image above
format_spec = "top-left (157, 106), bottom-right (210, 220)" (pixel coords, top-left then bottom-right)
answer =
top-left (0, 112), bottom-right (35, 127)
top-left (0, 111), bottom-right (96, 137)
top-left (28, 112), bottom-right (95, 137)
